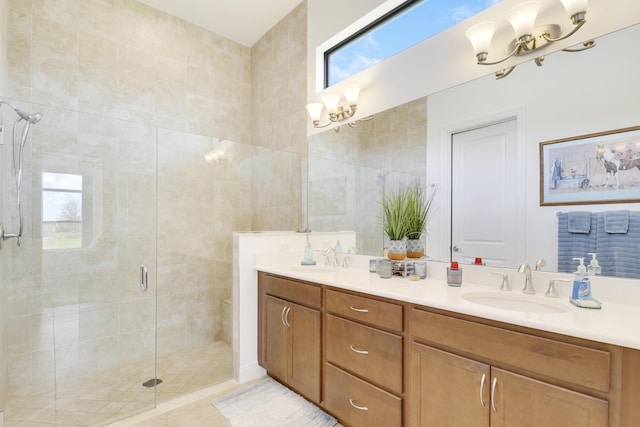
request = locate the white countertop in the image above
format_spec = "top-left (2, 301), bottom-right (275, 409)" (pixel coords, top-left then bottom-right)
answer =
top-left (257, 258), bottom-right (640, 350)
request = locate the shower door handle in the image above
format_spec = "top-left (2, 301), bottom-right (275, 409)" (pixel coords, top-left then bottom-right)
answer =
top-left (139, 265), bottom-right (148, 292)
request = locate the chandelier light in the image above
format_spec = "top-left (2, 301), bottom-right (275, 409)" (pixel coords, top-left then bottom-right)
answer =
top-left (465, 0), bottom-right (594, 79)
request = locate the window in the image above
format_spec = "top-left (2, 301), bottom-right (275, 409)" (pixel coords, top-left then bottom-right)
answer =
top-left (325, 0), bottom-right (502, 87)
top-left (42, 172), bottom-right (83, 249)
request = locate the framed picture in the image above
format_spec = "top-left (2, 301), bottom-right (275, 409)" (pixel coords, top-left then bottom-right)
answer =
top-left (540, 126), bottom-right (640, 206)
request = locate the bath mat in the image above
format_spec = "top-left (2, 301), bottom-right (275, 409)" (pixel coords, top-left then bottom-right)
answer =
top-left (211, 377), bottom-right (336, 427)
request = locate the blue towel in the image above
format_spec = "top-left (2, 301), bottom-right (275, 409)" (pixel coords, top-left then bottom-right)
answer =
top-left (557, 212), bottom-right (597, 273)
top-left (595, 211), bottom-right (640, 278)
top-left (604, 210), bottom-right (629, 234)
top-left (568, 211), bottom-right (592, 233)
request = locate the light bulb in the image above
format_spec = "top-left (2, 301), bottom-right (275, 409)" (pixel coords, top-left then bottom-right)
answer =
top-left (322, 94), bottom-right (342, 114)
top-left (466, 22), bottom-right (497, 56)
top-left (507, 1), bottom-right (540, 39)
top-left (559, 0), bottom-right (588, 17)
top-left (343, 86), bottom-right (360, 106)
top-left (305, 103), bottom-right (324, 122)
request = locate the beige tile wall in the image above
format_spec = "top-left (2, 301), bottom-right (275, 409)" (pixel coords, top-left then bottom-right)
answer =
top-left (2, 0), bottom-right (307, 402)
top-left (308, 97), bottom-right (427, 255)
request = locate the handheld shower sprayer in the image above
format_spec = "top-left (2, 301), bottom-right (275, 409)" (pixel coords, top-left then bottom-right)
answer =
top-left (0, 97), bottom-right (43, 249)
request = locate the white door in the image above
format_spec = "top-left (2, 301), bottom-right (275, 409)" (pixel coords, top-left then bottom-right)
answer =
top-left (451, 119), bottom-right (523, 267)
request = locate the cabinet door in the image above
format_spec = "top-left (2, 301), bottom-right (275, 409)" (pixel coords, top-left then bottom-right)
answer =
top-left (408, 342), bottom-right (490, 427)
top-left (264, 295), bottom-right (288, 381)
top-left (289, 302), bottom-right (321, 403)
top-left (490, 368), bottom-right (608, 427)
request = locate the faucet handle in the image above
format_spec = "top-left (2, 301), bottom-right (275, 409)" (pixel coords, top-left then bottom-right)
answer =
top-left (546, 278), bottom-right (570, 298)
top-left (342, 256), bottom-right (351, 268)
top-left (492, 272), bottom-right (511, 292)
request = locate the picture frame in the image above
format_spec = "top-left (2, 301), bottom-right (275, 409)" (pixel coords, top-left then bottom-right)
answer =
top-left (540, 126), bottom-right (640, 206)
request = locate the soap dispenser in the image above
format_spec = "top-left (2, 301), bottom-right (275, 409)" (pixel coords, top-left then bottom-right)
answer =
top-left (571, 257), bottom-right (591, 300)
top-left (335, 240), bottom-right (342, 253)
top-left (301, 236), bottom-right (316, 265)
top-left (587, 253), bottom-right (602, 276)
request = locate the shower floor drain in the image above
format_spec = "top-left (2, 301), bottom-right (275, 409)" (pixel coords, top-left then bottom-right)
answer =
top-left (142, 378), bottom-right (163, 388)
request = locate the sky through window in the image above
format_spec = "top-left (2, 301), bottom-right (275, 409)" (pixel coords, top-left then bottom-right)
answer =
top-left (326, 0), bottom-right (503, 87)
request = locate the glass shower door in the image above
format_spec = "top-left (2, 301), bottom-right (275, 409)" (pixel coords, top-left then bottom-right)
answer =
top-left (4, 115), bottom-right (159, 426)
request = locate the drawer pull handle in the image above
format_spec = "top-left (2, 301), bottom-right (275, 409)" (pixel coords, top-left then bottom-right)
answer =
top-left (349, 399), bottom-right (368, 411)
top-left (479, 373), bottom-right (486, 408)
top-left (349, 305), bottom-right (369, 313)
top-left (491, 377), bottom-right (498, 413)
top-left (284, 307), bottom-right (291, 327)
top-left (349, 344), bottom-right (369, 355)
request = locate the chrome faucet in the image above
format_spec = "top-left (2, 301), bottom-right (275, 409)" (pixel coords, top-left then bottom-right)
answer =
top-left (518, 262), bottom-right (535, 294)
top-left (546, 278), bottom-right (570, 298)
top-left (324, 248), bottom-right (339, 267)
top-left (535, 258), bottom-right (547, 271)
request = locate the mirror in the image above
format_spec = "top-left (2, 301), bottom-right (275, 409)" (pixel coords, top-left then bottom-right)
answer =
top-left (308, 24), bottom-right (639, 277)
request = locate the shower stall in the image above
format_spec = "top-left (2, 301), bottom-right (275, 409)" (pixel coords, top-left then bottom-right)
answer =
top-left (0, 104), bottom-right (262, 424)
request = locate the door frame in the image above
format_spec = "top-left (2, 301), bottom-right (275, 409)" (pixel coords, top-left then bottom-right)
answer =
top-left (428, 106), bottom-right (526, 265)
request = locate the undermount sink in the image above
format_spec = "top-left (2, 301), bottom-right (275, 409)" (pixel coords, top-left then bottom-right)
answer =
top-left (463, 291), bottom-right (570, 314)
top-left (290, 265), bottom-right (339, 273)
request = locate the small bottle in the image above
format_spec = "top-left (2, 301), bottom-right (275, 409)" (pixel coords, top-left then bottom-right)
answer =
top-left (571, 257), bottom-right (592, 300)
top-left (301, 241), bottom-right (316, 265)
top-left (587, 253), bottom-right (602, 276)
top-left (473, 257), bottom-right (485, 266)
top-left (447, 261), bottom-right (462, 287)
top-left (335, 240), bottom-right (342, 253)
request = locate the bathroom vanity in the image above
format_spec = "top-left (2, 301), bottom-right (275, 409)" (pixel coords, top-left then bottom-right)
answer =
top-left (256, 262), bottom-right (640, 427)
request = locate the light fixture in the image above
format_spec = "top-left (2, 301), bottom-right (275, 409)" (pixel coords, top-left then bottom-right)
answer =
top-left (465, 0), bottom-right (594, 79)
top-left (305, 85), bottom-right (373, 131)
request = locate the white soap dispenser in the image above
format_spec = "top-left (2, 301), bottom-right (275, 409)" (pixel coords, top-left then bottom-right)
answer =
top-left (587, 253), bottom-right (602, 276)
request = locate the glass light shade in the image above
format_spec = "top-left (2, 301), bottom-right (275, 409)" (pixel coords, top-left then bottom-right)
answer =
top-left (322, 94), bottom-right (342, 113)
top-left (343, 86), bottom-right (360, 106)
top-left (559, 0), bottom-right (588, 17)
top-left (305, 103), bottom-right (324, 121)
top-left (507, 1), bottom-right (540, 38)
top-left (465, 21), bottom-right (497, 55)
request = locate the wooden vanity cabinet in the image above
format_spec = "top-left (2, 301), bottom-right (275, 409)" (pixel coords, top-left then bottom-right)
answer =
top-left (323, 288), bottom-right (404, 427)
top-left (408, 307), bottom-right (613, 427)
top-left (258, 272), bottom-right (321, 403)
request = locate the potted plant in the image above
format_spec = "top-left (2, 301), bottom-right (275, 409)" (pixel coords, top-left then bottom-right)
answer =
top-left (380, 185), bottom-right (409, 260)
top-left (405, 182), bottom-right (436, 258)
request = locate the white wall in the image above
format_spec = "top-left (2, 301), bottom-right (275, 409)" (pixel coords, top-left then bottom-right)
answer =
top-left (426, 25), bottom-right (640, 270)
top-left (307, 0), bottom-right (640, 135)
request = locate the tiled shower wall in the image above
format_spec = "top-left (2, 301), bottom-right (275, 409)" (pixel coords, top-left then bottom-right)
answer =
top-left (2, 0), bottom-right (306, 398)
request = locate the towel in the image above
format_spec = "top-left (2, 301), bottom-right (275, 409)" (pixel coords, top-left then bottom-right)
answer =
top-left (596, 211), bottom-right (640, 278)
top-left (567, 211), bottom-right (592, 233)
top-left (604, 210), bottom-right (629, 234)
top-left (557, 212), bottom-right (597, 273)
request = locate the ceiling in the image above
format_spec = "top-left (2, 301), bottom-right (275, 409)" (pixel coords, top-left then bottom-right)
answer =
top-left (137, 0), bottom-right (304, 47)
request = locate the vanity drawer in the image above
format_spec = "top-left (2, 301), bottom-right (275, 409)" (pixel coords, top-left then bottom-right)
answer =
top-left (326, 314), bottom-right (403, 394)
top-left (326, 288), bottom-right (403, 332)
top-left (411, 308), bottom-right (611, 393)
top-left (324, 363), bottom-right (402, 427)
top-left (260, 273), bottom-right (321, 308)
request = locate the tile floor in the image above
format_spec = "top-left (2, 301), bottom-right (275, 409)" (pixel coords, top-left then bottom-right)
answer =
top-left (4, 341), bottom-right (232, 426)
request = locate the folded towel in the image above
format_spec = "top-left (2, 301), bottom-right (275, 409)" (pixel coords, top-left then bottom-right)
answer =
top-left (604, 210), bottom-right (629, 234)
top-left (568, 211), bottom-right (592, 233)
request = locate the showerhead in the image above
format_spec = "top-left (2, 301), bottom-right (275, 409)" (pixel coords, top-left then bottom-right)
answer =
top-left (0, 99), bottom-right (42, 124)
top-left (14, 108), bottom-right (42, 124)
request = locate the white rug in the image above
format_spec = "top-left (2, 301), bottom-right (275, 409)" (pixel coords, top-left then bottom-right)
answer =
top-left (211, 377), bottom-right (336, 427)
